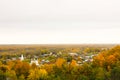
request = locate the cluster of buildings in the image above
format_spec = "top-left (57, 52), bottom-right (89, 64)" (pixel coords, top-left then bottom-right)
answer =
top-left (19, 52), bottom-right (97, 66)
top-left (68, 52), bottom-right (96, 65)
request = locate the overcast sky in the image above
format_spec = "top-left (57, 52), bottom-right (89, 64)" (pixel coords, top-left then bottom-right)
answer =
top-left (0, 0), bottom-right (120, 44)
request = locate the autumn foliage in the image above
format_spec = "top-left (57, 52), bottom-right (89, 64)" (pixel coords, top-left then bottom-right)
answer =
top-left (0, 45), bottom-right (120, 80)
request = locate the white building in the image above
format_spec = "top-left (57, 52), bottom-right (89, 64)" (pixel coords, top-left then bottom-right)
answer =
top-left (68, 53), bottom-right (78, 56)
top-left (30, 59), bottom-right (39, 66)
top-left (20, 54), bottom-right (24, 61)
top-left (49, 52), bottom-right (53, 55)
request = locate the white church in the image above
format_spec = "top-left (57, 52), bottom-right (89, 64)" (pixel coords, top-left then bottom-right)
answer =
top-left (20, 54), bottom-right (24, 61)
top-left (30, 58), bottom-right (39, 66)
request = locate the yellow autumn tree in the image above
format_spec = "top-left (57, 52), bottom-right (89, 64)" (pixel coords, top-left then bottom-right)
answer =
top-left (6, 61), bottom-right (15, 70)
top-left (14, 61), bottom-right (30, 78)
top-left (93, 53), bottom-right (105, 67)
top-left (43, 64), bottom-right (53, 73)
top-left (28, 68), bottom-right (48, 80)
top-left (70, 60), bottom-right (77, 68)
top-left (55, 58), bottom-right (66, 68)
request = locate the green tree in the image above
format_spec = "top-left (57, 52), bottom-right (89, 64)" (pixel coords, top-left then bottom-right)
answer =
top-left (111, 66), bottom-right (120, 80)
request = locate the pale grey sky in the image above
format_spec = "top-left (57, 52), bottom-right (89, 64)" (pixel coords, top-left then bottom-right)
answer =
top-left (0, 0), bottom-right (120, 44)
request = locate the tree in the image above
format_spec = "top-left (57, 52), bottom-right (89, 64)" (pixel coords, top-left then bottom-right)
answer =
top-left (55, 58), bottom-right (66, 68)
top-left (6, 70), bottom-right (17, 80)
top-left (14, 61), bottom-right (30, 79)
top-left (111, 66), bottom-right (120, 80)
top-left (70, 60), bottom-right (77, 68)
top-left (0, 65), bottom-right (10, 80)
top-left (0, 70), bottom-right (6, 80)
top-left (28, 68), bottom-right (48, 80)
top-left (31, 63), bottom-right (37, 69)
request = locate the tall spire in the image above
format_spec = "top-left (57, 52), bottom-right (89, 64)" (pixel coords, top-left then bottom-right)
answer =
top-left (20, 54), bottom-right (24, 61)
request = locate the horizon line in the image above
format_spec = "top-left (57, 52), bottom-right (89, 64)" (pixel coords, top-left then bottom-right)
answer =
top-left (0, 43), bottom-right (119, 45)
